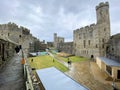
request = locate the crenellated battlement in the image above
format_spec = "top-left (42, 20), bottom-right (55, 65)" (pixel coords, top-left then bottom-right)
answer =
top-left (90, 23), bottom-right (95, 27)
top-left (96, 2), bottom-right (109, 10)
top-left (85, 26), bottom-right (89, 29)
top-left (80, 27), bottom-right (83, 29)
top-left (0, 22), bottom-right (19, 30)
top-left (74, 23), bottom-right (96, 33)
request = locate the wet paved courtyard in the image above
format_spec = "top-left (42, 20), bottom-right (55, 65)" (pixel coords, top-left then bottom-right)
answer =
top-left (51, 53), bottom-right (120, 90)
top-left (0, 54), bottom-right (25, 90)
top-left (65, 61), bottom-right (115, 90)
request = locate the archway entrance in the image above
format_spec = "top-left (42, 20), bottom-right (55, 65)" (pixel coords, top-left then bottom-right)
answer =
top-left (91, 55), bottom-right (94, 61)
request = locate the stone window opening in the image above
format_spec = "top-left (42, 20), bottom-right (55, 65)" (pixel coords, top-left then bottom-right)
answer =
top-left (87, 50), bottom-right (88, 54)
top-left (88, 40), bottom-right (90, 45)
top-left (79, 34), bottom-right (81, 39)
top-left (102, 39), bottom-right (104, 43)
top-left (106, 46), bottom-right (109, 53)
top-left (102, 44), bottom-right (104, 49)
top-left (83, 33), bottom-right (86, 38)
top-left (84, 40), bottom-right (86, 48)
top-left (112, 48), bottom-right (114, 51)
top-left (96, 44), bottom-right (98, 48)
top-left (19, 35), bottom-right (21, 38)
top-left (104, 28), bottom-right (106, 31)
top-left (0, 44), bottom-right (1, 55)
top-left (8, 33), bottom-right (10, 36)
top-left (90, 31), bottom-right (93, 37)
top-left (79, 37), bottom-right (81, 39)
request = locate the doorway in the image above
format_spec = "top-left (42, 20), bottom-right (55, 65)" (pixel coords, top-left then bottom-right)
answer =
top-left (117, 70), bottom-right (120, 79)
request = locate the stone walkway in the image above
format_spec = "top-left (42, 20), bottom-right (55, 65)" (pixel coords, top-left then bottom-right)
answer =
top-left (65, 61), bottom-right (114, 90)
top-left (0, 54), bottom-right (25, 90)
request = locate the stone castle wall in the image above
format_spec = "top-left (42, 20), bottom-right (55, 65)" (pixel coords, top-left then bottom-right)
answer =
top-left (106, 33), bottom-right (120, 62)
top-left (59, 42), bottom-right (73, 54)
top-left (0, 22), bottom-right (41, 55)
top-left (73, 24), bottom-right (100, 58)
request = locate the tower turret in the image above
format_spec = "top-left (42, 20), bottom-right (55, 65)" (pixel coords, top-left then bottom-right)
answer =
top-left (96, 2), bottom-right (110, 24)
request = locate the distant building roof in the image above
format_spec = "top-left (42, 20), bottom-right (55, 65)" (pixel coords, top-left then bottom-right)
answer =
top-left (98, 57), bottom-right (120, 67)
top-left (36, 67), bottom-right (89, 90)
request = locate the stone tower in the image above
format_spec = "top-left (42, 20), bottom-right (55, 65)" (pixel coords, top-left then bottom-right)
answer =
top-left (53, 33), bottom-right (64, 49)
top-left (54, 33), bottom-right (57, 41)
top-left (73, 2), bottom-right (111, 58)
top-left (54, 33), bottom-right (57, 47)
top-left (96, 2), bottom-right (111, 56)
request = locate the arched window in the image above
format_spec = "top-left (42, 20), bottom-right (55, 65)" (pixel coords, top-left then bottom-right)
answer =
top-left (102, 39), bottom-right (104, 42)
top-left (102, 44), bottom-right (104, 49)
top-left (96, 44), bottom-right (98, 48)
top-left (84, 40), bottom-right (86, 48)
top-left (8, 33), bottom-right (10, 36)
top-left (88, 40), bottom-right (90, 45)
top-left (19, 35), bottom-right (21, 38)
top-left (104, 28), bottom-right (106, 31)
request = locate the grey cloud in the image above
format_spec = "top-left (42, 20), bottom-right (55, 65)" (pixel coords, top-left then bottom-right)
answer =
top-left (0, 0), bottom-right (120, 42)
top-left (0, 0), bottom-right (20, 21)
top-left (19, 0), bottom-right (90, 14)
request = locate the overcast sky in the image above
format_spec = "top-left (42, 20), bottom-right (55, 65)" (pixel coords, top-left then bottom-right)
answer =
top-left (0, 0), bottom-right (120, 42)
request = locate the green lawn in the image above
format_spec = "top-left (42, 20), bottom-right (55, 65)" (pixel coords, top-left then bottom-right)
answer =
top-left (56, 55), bottom-right (88, 63)
top-left (28, 55), bottom-right (68, 72)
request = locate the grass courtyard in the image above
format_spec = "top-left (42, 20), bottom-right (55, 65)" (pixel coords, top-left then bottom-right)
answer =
top-left (56, 55), bottom-right (88, 63)
top-left (28, 52), bottom-right (88, 73)
top-left (28, 55), bottom-right (68, 72)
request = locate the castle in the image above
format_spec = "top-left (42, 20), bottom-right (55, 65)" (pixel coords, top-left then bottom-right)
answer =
top-left (54, 2), bottom-right (111, 58)
top-left (74, 2), bottom-right (110, 58)
top-left (54, 2), bottom-right (120, 80)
